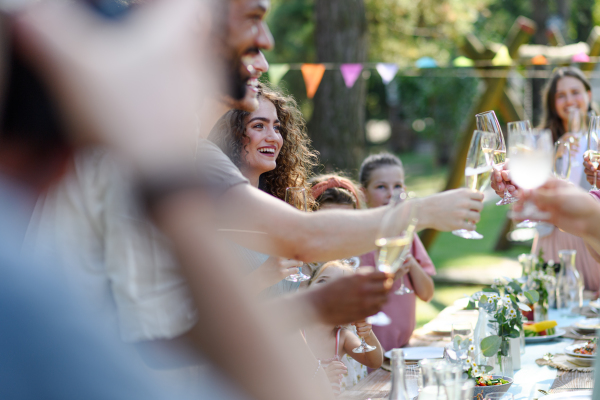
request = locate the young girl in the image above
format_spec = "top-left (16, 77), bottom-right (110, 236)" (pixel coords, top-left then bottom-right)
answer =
top-left (304, 261), bottom-right (383, 396)
top-left (358, 153), bottom-right (436, 350)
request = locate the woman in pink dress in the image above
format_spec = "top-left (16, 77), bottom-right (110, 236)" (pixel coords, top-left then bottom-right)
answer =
top-left (357, 153), bottom-right (435, 350)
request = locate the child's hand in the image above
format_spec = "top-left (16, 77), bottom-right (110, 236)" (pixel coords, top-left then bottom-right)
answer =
top-left (324, 361), bottom-right (347, 383)
top-left (394, 255), bottom-right (415, 280)
top-left (354, 320), bottom-right (373, 338)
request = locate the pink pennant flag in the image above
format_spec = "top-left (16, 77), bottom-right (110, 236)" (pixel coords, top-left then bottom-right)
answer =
top-left (340, 64), bottom-right (363, 88)
top-left (572, 52), bottom-right (590, 63)
top-left (376, 63), bottom-right (399, 85)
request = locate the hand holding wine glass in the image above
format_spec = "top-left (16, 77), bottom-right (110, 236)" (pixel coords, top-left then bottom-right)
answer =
top-left (452, 130), bottom-right (495, 240)
top-left (587, 116), bottom-right (600, 191)
top-left (476, 111), bottom-right (519, 206)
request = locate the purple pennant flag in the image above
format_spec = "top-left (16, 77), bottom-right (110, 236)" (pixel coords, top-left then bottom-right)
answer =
top-left (376, 63), bottom-right (399, 85)
top-left (340, 64), bottom-right (363, 88)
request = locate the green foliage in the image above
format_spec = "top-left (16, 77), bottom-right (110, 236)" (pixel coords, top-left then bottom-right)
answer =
top-left (525, 290), bottom-right (540, 304)
top-left (265, 0), bottom-right (315, 64)
top-left (480, 335), bottom-right (502, 357)
top-left (470, 0), bottom-right (531, 44)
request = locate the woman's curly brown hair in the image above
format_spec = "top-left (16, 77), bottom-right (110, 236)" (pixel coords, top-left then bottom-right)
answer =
top-left (209, 82), bottom-right (318, 209)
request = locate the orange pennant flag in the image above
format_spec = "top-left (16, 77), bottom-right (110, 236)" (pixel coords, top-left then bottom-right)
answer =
top-left (531, 54), bottom-right (548, 65)
top-left (301, 64), bottom-right (326, 99)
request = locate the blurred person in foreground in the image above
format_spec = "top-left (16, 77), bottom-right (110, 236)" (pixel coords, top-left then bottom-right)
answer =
top-left (21, 2), bottom-right (486, 398)
top-left (8, 1), bottom-right (334, 399)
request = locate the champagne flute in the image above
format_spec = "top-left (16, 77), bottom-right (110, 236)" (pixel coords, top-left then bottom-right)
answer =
top-left (553, 140), bottom-right (571, 181)
top-left (283, 187), bottom-right (311, 282)
top-left (368, 193), bottom-right (418, 326)
top-left (475, 111), bottom-right (519, 206)
top-left (588, 116), bottom-right (600, 191)
top-left (452, 130), bottom-right (495, 239)
top-left (508, 129), bottom-right (553, 222)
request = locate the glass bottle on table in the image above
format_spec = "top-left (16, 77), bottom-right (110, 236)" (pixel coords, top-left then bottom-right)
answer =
top-left (388, 349), bottom-right (409, 400)
top-left (558, 249), bottom-right (584, 310)
top-left (452, 130), bottom-right (495, 240)
top-left (475, 111), bottom-right (517, 206)
top-left (283, 187), bottom-right (310, 282)
top-left (508, 128), bottom-right (553, 223)
top-left (587, 116), bottom-right (600, 191)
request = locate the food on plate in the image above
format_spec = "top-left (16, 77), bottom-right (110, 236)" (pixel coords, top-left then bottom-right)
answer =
top-left (523, 320), bottom-right (557, 337)
top-left (573, 339), bottom-right (597, 356)
top-left (475, 376), bottom-right (510, 387)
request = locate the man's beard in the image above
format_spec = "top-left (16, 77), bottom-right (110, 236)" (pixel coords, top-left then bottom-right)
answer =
top-left (227, 61), bottom-right (247, 101)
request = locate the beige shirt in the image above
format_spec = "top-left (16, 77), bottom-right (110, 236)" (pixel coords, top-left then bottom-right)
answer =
top-left (28, 143), bottom-right (248, 342)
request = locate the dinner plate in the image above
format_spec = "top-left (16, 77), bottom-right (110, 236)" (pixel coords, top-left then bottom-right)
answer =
top-left (589, 299), bottom-right (600, 311)
top-left (524, 328), bottom-right (565, 343)
top-left (539, 390), bottom-right (592, 399)
top-left (384, 346), bottom-right (444, 360)
top-left (564, 343), bottom-right (596, 359)
top-left (574, 318), bottom-right (600, 333)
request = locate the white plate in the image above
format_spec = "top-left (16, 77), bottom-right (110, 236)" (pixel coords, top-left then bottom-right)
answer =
top-left (540, 390), bottom-right (592, 399)
top-left (589, 299), bottom-right (600, 310)
top-left (574, 318), bottom-right (600, 332)
top-left (565, 343), bottom-right (596, 359)
top-left (525, 328), bottom-right (565, 343)
top-left (384, 346), bottom-right (444, 360)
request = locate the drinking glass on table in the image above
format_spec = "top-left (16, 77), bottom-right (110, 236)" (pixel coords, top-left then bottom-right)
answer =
top-left (404, 364), bottom-right (421, 399)
top-left (475, 111), bottom-right (518, 206)
top-left (283, 187), bottom-right (310, 282)
top-left (452, 130), bottom-right (495, 240)
top-left (587, 116), bottom-right (600, 191)
top-left (367, 192), bottom-right (418, 326)
top-left (508, 129), bottom-right (553, 222)
top-left (553, 140), bottom-right (571, 181)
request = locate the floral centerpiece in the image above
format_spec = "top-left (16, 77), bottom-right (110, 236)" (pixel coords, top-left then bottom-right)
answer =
top-left (463, 278), bottom-right (539, 377)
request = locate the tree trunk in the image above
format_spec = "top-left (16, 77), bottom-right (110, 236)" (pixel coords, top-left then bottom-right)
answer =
top-left (309, 0), bottom-right (368, 172)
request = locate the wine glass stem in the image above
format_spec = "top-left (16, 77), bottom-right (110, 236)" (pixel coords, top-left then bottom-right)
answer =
top-left (595, 172), bottom-right (598, 189)
top-left (503, 189), bottom-right (511, 199)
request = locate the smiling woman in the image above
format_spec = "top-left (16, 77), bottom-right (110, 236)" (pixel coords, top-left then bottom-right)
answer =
top-left (209, 82), bottom-right (318, 209)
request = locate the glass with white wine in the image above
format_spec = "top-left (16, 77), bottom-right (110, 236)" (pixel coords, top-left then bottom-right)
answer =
top-left (475, 111), bottom-right (518, 206)
top-left (588, 116), bottom-right (600, 191)
top-left (452, 130), bottom-right (495, 240)
top-left (367, 192), bottom-right (418, 327)
top-left (283, 187), bottom-right (311, 282)
top-left (508, 129), bottom-right (553, 221)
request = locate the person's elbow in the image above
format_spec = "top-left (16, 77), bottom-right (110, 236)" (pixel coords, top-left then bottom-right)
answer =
top-left (366, 354), bottom-right (383, 369)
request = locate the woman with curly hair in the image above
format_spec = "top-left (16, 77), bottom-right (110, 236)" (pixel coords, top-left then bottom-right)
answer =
top-left (209, 82), bottom-right (318, 296)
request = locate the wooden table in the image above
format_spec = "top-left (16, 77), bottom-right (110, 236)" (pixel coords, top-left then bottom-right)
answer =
top-left (339, 369), bottom-right (391, 400)
top-left (338, 304), bottom-right (595, 400)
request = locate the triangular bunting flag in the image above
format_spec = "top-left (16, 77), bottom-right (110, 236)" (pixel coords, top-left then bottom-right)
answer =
top-left (376, 63), bottom-right (399, 85)
top-left (415, 57), bottom-right (438, 68)
top-left (531, 55), bottom-right (548, 65)
top-left (340, 64), bottom-right (363, 88)
top-left (301, 64), bottom-right (326, 99)
top-left (267, 64), bottom-right (290, 87)
top-left (453, 56), bottom-right (474, 67)
top-left (492, 45), bottom-right (512, 66)
top-left (572, 52), bottom-right (590, 63)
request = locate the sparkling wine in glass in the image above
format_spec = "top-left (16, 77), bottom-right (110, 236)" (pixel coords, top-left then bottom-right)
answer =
top-left (452, 130), bottom-right (495, 240)
top-left (508, 129), bottom-right (553, 222)
top-left (283, 188), bottom-right (311, 282)
top-left (553, 140), bottom-right (571, 181)
top-left (367, 194), bottom-right (418, 326)
top-left (475, 111), bottom-right (519, 206)
top-left (588, 116), bottom-right (600, 191)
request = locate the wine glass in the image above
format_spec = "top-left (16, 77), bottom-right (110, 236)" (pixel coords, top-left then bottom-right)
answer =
top-left (451, 323), bottom-right (472, 364)
top-left (368, 193), bottom-right (418, 326)
top-left (452, 130), bottom-right (495, 239)
top-left (553, 140), bottom-right (571, 181)
top-left (508, 129), bottom-right (553, 222)
top-left (404, 365), bottom-right (421, 399)
top-left (283, 188), bottom-right (311, 282)
top-left (588, 116), bottom-right (600, 191)
top-left (475, 111), bottom-right (518, 206)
